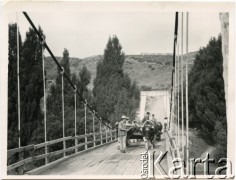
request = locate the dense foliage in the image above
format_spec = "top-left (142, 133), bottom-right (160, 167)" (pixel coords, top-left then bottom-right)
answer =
top-left (8, 24), bottom-right (22, 149)
top-left (8, 28), bottom-right (139, 152)
top-left (7, 24), bottom-right (94, 151)
top-left (8, 24), bottom-right (45, 148)
top-left (188, 35), bottom-right (227, 158)
top-left (7, 24), bottom-right (97, 174)
top-left (93, 36), bottom-right (140, 126)
top-left (47, 48), bottom-right (94, 142)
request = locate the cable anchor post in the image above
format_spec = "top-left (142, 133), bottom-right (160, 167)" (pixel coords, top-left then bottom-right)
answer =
top-left (84, 100), bottom-right (87, 134)
top-left (60, 67), bottom-right (65, 75)
top-left (74, 85), bottom-right (78, 153)
top-left (84, 100), bottom-right (88, 150)
top-left (60, 66), bottom-right (65, 157)
top-left (99, 118), bottom-right (103, 144)
top-left (74, 85), bottom-right (77, 93)
top-left (41, 36), bottom-right (48, 164)
top-left (41, 37), bottom-right (46, 49)
top-left (92, 110), bottom-right (96, 147)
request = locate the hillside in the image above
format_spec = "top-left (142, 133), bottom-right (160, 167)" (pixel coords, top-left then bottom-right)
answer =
top-left (45, 53), bottom-right (197, 91)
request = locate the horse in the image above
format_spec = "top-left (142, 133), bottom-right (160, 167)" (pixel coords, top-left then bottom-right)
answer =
top-left (142, 120), bottom-right (156, 150)
top-left (156, 121), bottom-right (163, 141)
top-left (142, 120), bottom-right (164, 149)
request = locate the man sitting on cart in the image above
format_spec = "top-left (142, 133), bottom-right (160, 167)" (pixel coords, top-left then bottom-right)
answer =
top-left (142, 112), bottom-right (150, 123)
top-left (142, 112), bottom-right (156, 128)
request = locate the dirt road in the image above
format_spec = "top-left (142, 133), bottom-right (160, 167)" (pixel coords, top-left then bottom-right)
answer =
top-left (145, 96), bottom-right (167, 128)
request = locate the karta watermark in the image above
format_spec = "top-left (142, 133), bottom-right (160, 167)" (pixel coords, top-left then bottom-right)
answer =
top-left (140, 151), bottom-right (234, 179)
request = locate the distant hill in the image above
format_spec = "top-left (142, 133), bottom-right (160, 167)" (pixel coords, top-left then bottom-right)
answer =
top-left (45, 52), bottom-right (197, 91)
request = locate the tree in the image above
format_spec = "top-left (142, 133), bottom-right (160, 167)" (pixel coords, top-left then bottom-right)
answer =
top-left (8, 23), bottom-right (23, 149)
top-left (15, 26), bottom-right (46, 146)
top-left (61, 49), bottom-right (70, 75)
top-left (188, 35), bottom-right (227, 158)
top-left (56, 48), bottom-right (71, 90)
top-left (93, 36), bottom-right (140, 126)
top-left (77, 65), bottom-right (91, 97)
top-left (46, 48), bottom-right (93, 144)
top-left (47, 48), bottom-right (73, 140)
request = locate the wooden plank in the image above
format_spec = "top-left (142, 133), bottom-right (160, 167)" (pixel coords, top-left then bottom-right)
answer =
top-left (8, 147), bottom-right (71, 172)
top-left (75, 132), bottom-right (105, 139)
top-left (7, 149), bottom-right (65, 171)
top-left (7, 144), bottom-right (34, 157)
top-left (95, 139), bottom-right (101, 143)
top-left (32, 148), bottom-right (75, 162)
top-left (7, 133), bottom-right (117, 172)
top-left (71, 134), bottom-right (92, 140)
top-left (34, 136), bottom-right (73, 149)
top-left (61, 131), bottom-right (116, 140)
top-left (34, 131), bottom-right (115, 149)
top-left (94, 132), bottom-right (105, 136)
top-left (26, 140), bottom-right (117, 175)
top-left (7, 156), bottom-right (33, 171)
top-left (72, 139), bottom-right (116, 151)
top-left (34, 142), bottom-right (47, 149)
top-left (69, 140), bottom-right (96, 150)
top-left (63, 138), bottom-right (116, 153)
top-left (48, 136), bottom-right (73, 145)
top-left (78, 142), bottom-right (119, 175)
top-left (29, 141), bottom-right (149, 177)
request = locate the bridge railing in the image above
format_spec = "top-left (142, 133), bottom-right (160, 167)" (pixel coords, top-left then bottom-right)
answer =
top-left (7, 12), bottom-right (117, 175)
top-left (7, 130), bottom-right (117, 173)
top-left (166, 131), bottom-right (180, 160)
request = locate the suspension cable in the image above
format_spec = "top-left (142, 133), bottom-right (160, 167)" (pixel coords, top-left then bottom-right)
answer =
top-left (92, 111), bottom-right (96, 146)
top-left (74, 86), bottom-right (78, 153)
top-left (177, 33), bottom-right (180, 148)
top-left (186, 12), bottom-right (189, 174)
top-left (100, 121), bottom-right (102, 133)
top-left (17, 12), bottom-right (21, 148)
top-left (92, 111), bottom-right (95, 134)
top-left (61, 67), bottom-right (65, 157)
top-left (74, 86), bottom-right (77, 137)
top-left (41, 37), bottom-right (48, 164)
top-left (42, 39), bottom-right (47, 139)
top-left (181, 12), bottom-right (184, 158)
top-left (84, 101), bottom-right (87, 135)
top-left (174, 37), bottom-right (177, 137)
top-left (22, 12), bottom-right (112, 129)
top-left (169, 12), bottom-right (179, 132)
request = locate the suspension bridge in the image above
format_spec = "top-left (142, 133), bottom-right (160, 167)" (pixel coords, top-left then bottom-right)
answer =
top-left (7, 12), bottom-right (190, 176)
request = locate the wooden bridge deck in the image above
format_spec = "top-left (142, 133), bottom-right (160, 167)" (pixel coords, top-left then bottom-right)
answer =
top-left (33, 95), bottom-right (170, 176)
top-left (39, 136), bottom-right (168, 176)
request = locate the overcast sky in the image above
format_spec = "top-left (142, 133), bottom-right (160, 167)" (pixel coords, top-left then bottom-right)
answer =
top-left (8, 12), bottom-right (221, 58)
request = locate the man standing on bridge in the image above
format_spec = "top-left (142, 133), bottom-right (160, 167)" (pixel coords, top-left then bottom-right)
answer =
top-left (118, 115), bottom-right (128, 153)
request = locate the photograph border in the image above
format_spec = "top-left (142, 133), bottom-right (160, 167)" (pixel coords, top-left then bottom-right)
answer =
top-left (0, 1), bottom-right (235, 179)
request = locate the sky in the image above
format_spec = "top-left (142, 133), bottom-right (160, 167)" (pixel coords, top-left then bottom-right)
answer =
top-left (8, 12), bottom-right (221, 58)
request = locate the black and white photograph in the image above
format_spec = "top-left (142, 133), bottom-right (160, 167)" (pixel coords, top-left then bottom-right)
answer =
top-left (0, 1), bottom-right (235, 179)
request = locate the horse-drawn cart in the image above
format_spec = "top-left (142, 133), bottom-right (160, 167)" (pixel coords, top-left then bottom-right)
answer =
top-left (125, 120), bottom-right (163, 150)
top-left (126, 123), bottom-right (143, 142)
